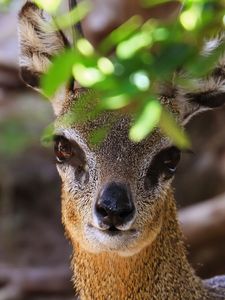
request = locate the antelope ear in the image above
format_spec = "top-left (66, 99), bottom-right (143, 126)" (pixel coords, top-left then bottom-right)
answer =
top-left (179, 82), bottom-right (225, 125)
top-left (18, 1), bottom-right (69, 115)
top-left (177, 40), bottom-right (225, 124)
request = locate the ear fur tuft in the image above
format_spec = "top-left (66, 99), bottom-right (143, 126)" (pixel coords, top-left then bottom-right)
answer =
top-left (175, 35), bottom-right (225, 124)
top-left (18, 1), bottom-right (66, 88)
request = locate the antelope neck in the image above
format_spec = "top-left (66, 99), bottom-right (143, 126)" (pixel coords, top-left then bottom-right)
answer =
top-left (72, 195), bottom-right (206, 300)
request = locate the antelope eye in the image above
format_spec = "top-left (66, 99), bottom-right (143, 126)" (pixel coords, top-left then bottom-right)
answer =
top-left (54, 136), bottom-right (73, 163)
top-left (144, 146), bottom-right (181, 189)
top-left (162, 146), bottom-right (181, 176)
top-left (54, 135), bottom-right (89, 185)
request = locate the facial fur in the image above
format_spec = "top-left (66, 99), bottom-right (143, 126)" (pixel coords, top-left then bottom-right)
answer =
top-left (55, 100), bottom-right (176, 256)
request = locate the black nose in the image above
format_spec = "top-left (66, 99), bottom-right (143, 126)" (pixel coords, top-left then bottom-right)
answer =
top-left (95, 182), bottom-right (135, 229)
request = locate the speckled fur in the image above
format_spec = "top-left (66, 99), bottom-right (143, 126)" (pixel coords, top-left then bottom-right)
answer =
top-left (69, 190), bottom-right (208, 300)
top-left (18, 2), bottom-right (225, 300)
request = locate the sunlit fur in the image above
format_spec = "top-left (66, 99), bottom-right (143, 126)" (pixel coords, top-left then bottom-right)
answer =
top-left (18, 2), bottom-right (225, 299)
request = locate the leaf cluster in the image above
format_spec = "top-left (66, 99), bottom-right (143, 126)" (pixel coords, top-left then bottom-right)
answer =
top-left (36, 0), bottom-right (225, 147)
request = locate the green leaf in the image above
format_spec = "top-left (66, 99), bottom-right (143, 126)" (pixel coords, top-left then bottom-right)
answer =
top-left (73, 64), bottom-right (105, 87)
top-left (77, 39), bottom-right (94, 57)
top-left (101, 94), bottom-right (131, 110)
top-left (141, 0), bottom-right (171, 8)
top-left (186, 41), bottom-right (225, 77)
top-left (159, 109), bottom-right (191, 149)
top-left (100, 16), bottom-right (142, 53)
top-left (116, 30), bottom-right (153, 59)
top-left (89, 126), bottom-right (110, 147)
top-left (41, 123), bottom-right (55, 147)
top-left (129, 99), bottom-right (162, 142)
top-left (130, 71), bottom-right (150, 91)
top-left (41, 49), bottom-right (77, 98)
top-left (180, 5), bottom-right (202, 31)
top-left (53, 1), bottom-right (91, 30)
top-left (97, 57), bottom-right (115, 75)
top-left (31, 0), bottom-right (225, 150)
top-left (34, 0), bottom-right (61, 14)
top-left (152, 43), bottom-right (195, 77)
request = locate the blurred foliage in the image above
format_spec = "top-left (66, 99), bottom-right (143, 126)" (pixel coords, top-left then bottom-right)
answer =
top-left (0, 0), bottom-right (9, 5)
top-left (39, 0), bottom-right (225, 148)
top-left (1, 0), bottom-right (225, 152)
top-left (0, 0), bottom-right (20, 12)
top-left (0, 0), bottom-right (11, 11)
top-left (0, 119), bottom-right (31, 156)
top-left (0, 93), bottom-right (53, 158)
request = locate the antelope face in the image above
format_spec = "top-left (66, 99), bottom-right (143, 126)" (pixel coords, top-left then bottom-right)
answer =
top-left (18, 1), bottom-right (225, 257)
top-left (18, 1), bottom-right (182, 257)
top-left (54, 109), bottom-right (181, 256)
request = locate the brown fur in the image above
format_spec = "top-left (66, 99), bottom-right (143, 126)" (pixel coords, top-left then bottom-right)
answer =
top-left (69, 190), bottom-right (207, 300)
top-left (18, 2), bottom-right (225, 299)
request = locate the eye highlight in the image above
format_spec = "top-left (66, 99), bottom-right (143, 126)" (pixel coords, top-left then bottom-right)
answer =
top-left (144, 146), bottom-right (181, 189)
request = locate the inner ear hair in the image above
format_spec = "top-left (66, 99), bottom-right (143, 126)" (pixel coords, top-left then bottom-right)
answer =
top-left (187, 90), bottom-right (225, 108)
top-left (178, 35), bottom-right (225, 124)
top-left (189, 34), bottom-right (225, 108)
top-left (18, 1), bottom-right (68, 89)
top-left (184, 68), bottom-right (225, 112)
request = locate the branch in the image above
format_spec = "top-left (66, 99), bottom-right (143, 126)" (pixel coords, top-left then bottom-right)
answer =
top-left (179, 193), bottom-right (225, 248)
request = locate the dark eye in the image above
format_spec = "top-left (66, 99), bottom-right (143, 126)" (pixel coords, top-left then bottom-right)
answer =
top-left (54, 136), bottom-right (73, 163)
top-left (54, 135), bottom-right (89, 185)
top-left (144, 146), bottom-right (181, 189)
top-left (161, 146), bottom-right (181, 178)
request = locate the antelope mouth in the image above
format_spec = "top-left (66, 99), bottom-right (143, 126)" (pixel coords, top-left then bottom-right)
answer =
top-left (102, 226), bottom-right (137, 237)
top-left (86, 224), bottom-right (139, 250)
top-left (107, 226), bottom-right (121, 235)
top-left (88, 223), bottom-right (137, 235)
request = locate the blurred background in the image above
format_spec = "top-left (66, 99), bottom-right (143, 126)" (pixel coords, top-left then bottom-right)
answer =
top-left (0, 1), bottom-right (225, 299)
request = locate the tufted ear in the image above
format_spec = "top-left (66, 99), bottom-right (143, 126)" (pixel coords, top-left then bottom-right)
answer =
top-left (176, 37), bottom-right (225, 124)
top-left (18, 1), bottom-right (70, 115)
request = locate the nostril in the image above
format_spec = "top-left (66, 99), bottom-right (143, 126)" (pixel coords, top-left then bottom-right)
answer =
top-left (96, 205), bottom-right (108, 218)
top-left (119, 209), bottom-right (133, 219)
top-left (118, 204), bottom-right (135, 222)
